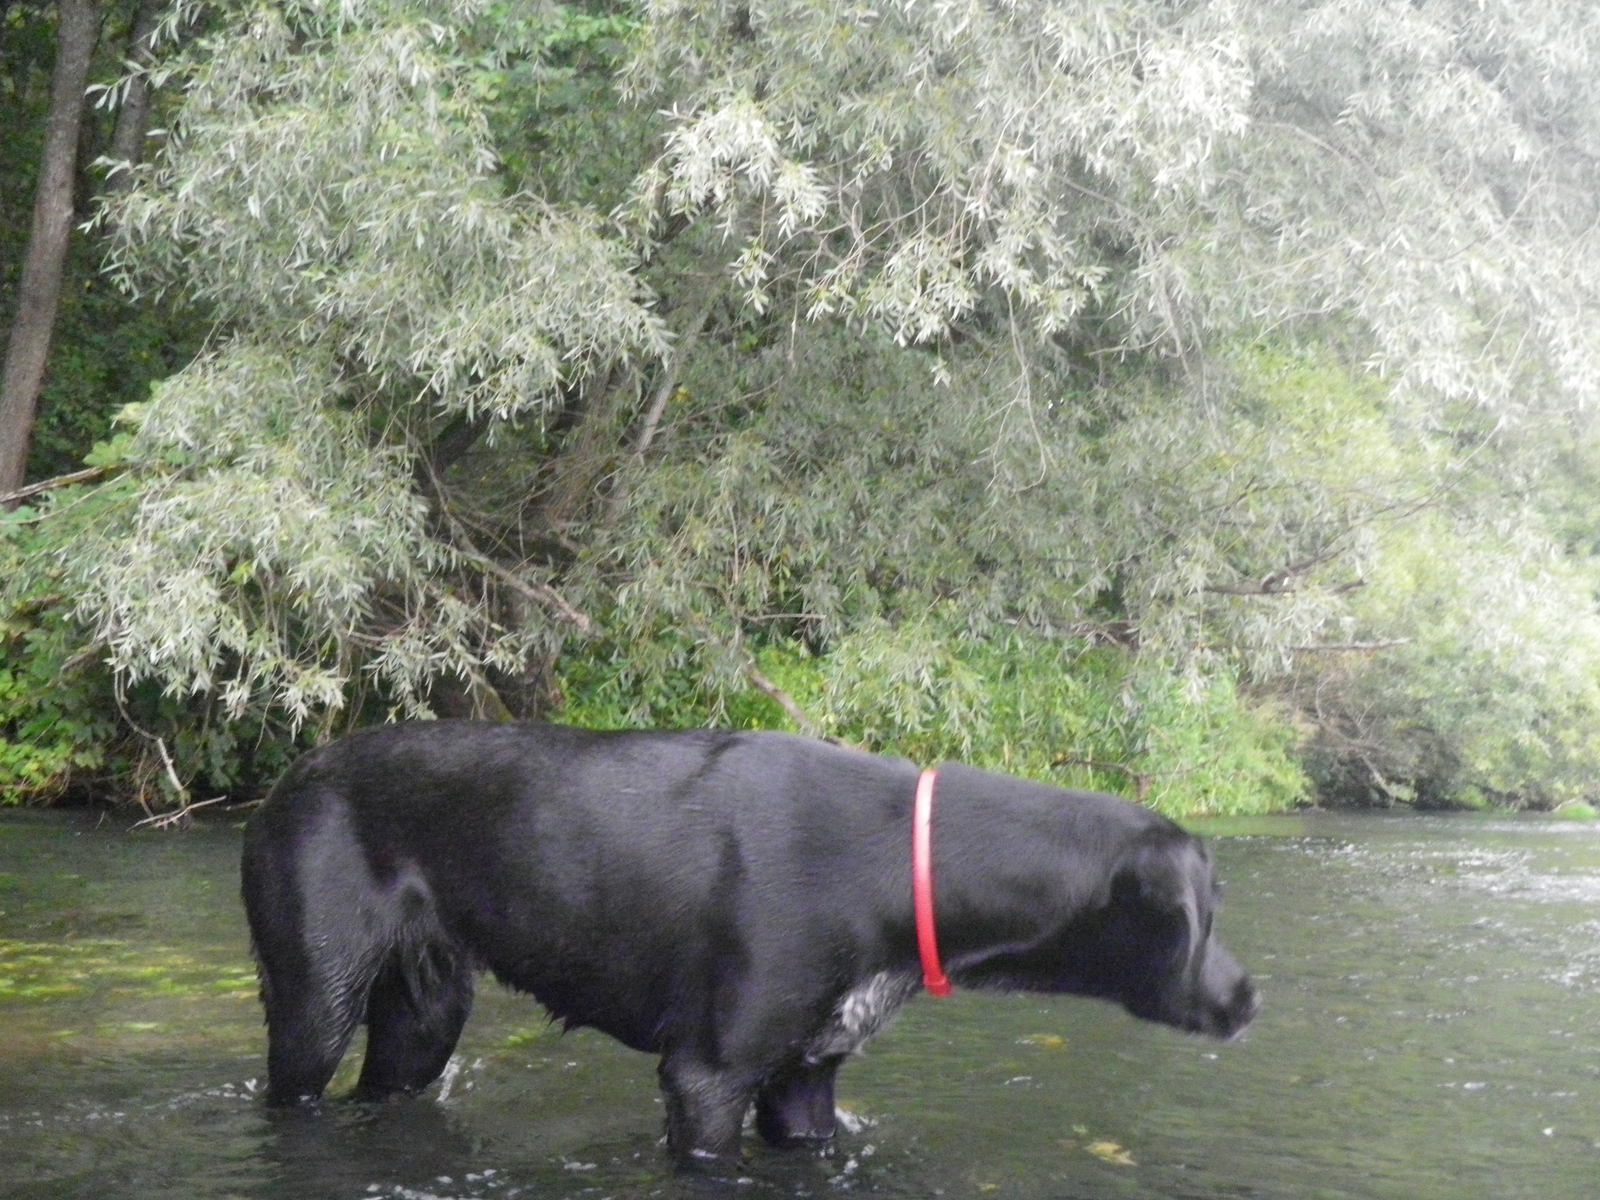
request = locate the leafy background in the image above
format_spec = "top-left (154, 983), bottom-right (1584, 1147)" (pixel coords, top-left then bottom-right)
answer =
top-left (5, 0), bottom-right (1600, 817)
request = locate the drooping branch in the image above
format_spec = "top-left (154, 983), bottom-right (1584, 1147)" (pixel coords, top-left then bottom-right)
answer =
top-left (440, 510), bottom-right (595, 636)
top-left (1051, 754), bottom-right (1152, 804)
top-left (633, 289), bottom-right (718, 459)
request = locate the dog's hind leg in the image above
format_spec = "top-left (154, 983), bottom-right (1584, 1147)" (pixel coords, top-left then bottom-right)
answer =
top-left (353, 945), bottom-right (474, 1101)
top-left (245, 849), bottom-right (376, 1104)
top-left (244, 797), bottom-right (443, 1105)
top-left (254, 936), bottom-right (376, 1106)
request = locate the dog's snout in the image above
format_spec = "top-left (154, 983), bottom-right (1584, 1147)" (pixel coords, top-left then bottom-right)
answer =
top-left (1223, 976), bottom-right (1261, 1040)
top-left (1189, 935), bottom-right (1258, 1040)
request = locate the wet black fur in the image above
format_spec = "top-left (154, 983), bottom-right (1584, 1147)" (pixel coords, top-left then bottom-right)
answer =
top-left (241, 721), bottom-right (1258, 1164)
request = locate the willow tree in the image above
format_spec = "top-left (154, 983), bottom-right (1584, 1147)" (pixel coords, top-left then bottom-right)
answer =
top-left (68, 1), bottom-right (666, 725)
top-left (630, 0), bottom-right (1600, 409)
top-left (609, 0), bottom-right (1600, 804)
top-left (13, 0), bottom-right (1600, 808)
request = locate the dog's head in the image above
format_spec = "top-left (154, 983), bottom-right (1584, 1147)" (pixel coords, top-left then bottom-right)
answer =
top-left (1067, 831), bottom-right (1258, 1040)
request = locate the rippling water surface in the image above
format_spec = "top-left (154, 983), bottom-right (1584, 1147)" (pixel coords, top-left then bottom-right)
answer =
top-left (2, 808), bottom-right (1597, 1198)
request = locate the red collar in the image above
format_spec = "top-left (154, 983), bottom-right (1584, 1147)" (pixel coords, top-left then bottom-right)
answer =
top-left (913, 767), bottom-right (953, 996)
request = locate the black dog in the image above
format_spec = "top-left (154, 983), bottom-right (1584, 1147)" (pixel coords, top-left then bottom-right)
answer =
top-left (241, 722), bottom-right (1257, 1164)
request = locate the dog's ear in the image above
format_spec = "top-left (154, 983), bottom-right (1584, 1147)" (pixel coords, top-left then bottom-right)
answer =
top-left (1118, 837), bottom-right (1205, 959)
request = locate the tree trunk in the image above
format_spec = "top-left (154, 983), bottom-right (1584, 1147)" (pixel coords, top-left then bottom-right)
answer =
top-left (0, 0), bottom-right (102, 501)
top-left (103, 0), bottom-right (162, 194)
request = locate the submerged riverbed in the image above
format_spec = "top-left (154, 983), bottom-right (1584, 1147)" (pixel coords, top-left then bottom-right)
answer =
top-left (2, 808), bottom-right (1597, 1199)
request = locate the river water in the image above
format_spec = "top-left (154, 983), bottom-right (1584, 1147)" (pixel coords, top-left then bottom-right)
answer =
top-left (1, 808), bottom-right (1597, 1199)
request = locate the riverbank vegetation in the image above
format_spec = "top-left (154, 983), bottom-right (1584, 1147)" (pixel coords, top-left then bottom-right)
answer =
top-left (5, 1), bottom-right (1600, 816)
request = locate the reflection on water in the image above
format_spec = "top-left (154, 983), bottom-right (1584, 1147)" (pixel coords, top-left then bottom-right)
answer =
top-left (2, 808), bottom-right (1598, 1199)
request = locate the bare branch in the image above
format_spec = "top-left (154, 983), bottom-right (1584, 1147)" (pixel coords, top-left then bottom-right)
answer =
top-left (1289, 639), bottom-right (1412, 654)
top-left (0, 465), bottom-right (109, 506)
top-left (132, 794), bottom-right (231, 830)
top-left (742, 661), bottom-right (821, 737)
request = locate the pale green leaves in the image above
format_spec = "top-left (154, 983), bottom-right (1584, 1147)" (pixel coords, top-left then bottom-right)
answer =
top-left (74, 0), bottom-right (661, 727)
top-left (1308, 511), bottom-right (1600, 808)
top-left (42, 0), bottom-right (1600, 815)
top-left (630, 1), bottom-right (1254, 345)
top-left (633, 0), bottom-right (1600, 422)
top-left (64, 346), bottom-right (470, 725)
top-left (102, 0), bottom-right (665, 420)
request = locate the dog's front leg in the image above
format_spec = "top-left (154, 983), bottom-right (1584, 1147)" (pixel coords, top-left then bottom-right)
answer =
top-left (657, 1053), bottom-right (755, 1167)
top-left (754, 1055), bottom-right (842, 1148)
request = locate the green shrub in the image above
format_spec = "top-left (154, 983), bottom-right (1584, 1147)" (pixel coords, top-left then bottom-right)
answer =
top-left (818, 618), bottom-right (1306, 817)
top-left (1552, 802), bottom-right (1599, 822)
top-left (1, 488), bottom-right (124, 803)
top-left (553, 614), bottom-right (1307, 819)
top-left (0, 463), bottom-right (309, 806)
top-left (0, 608), bottom-right (115, 803)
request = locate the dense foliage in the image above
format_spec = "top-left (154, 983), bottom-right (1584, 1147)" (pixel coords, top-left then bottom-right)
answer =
top-left (5, 0), bottom-right (1600, 815)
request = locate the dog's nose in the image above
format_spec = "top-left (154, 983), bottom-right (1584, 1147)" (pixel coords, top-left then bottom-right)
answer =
top-left (1224, 978), bottom-right (1261, 1041)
